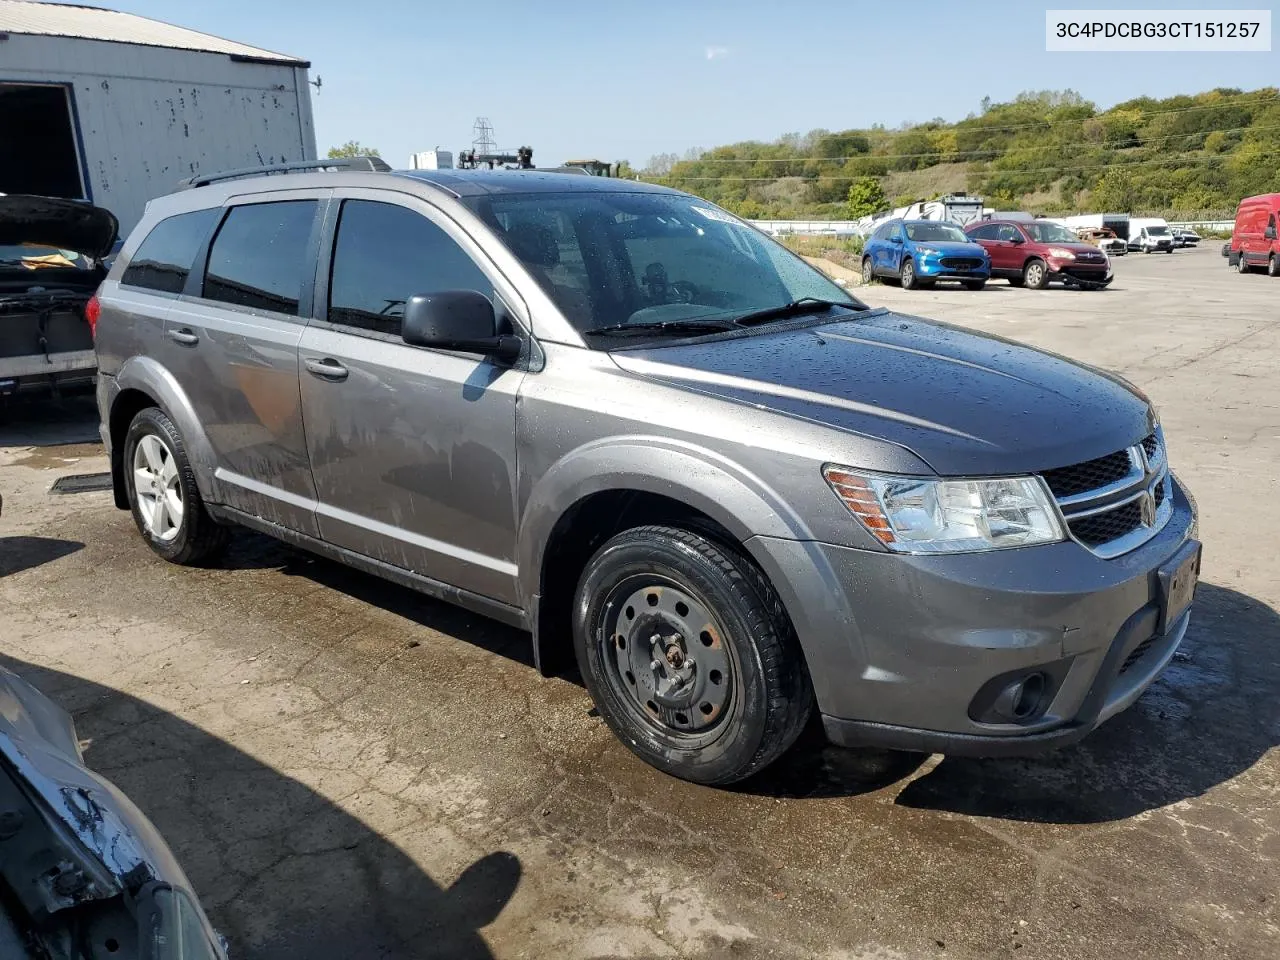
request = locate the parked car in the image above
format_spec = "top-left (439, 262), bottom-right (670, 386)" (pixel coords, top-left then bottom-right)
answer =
top-left (93, 160), bottom-right (1199, 785)
top-left (1127, 218), bottom-right (1175, 253)
top-left (0, 195), bottom-right (117, 399)
top-left (1227, 193), bottom-right (1280, 276)
top-left (1075, 227), bottom-right (1127, 257)
top-left (860, 218), bottom-right (990, 290)
top-left (966, 219), bottom-right (1114, 289)
top-left (0, 664), bottom-right (228, 958)
top-left (1171, 227), bottom-right (1200, 248)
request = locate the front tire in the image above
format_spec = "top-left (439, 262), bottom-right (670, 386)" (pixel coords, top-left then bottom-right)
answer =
top-left (573, 525), bottom-right (813, 785)
top-left (861, 257), bottom-right (874, 285)
top-left (1269, 254), bottom-right (1278, 278)
top-left (123, 407), bottom-right (227, 565)
top-left (900, 258), bottom-right (918, 290)
top-left (1238, 252), bottom-right (1251, 274)
top-left (963, 279), bottom-right (986, 291)
top-left (1023, 258), bottom-right (1049, 289)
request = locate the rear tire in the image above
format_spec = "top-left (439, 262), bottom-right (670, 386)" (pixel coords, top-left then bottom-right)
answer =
top-left (123, 407), bottom-right (228, 565)
top-left (900, 258), bottom-right (918, 290)
top-left (861, 257), bottom-right (874, 285)
top-left (1023, 258), bottom-right (1049, 289)
top-left (572, 525), bottom-right (813, 785)
top-left (963, 280), bottom-right (986, 291)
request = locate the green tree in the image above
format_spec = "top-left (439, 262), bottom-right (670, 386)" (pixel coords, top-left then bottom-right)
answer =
top-left (327, 140), bottom-right (380, 159)
top-left (846, 177), bottom-right (886, 218)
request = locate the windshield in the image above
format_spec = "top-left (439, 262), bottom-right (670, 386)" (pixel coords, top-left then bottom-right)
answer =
top-left (0, 243), bottom-right (93, 269)
top-left (1021, 222), bottom-right (1079, 243)
top-left (904, 222), bottom-right (969, 243)
top-left (465, 191), bottom-right (857, 340)
top-left (1146, 225), bottom-right (1170, 235)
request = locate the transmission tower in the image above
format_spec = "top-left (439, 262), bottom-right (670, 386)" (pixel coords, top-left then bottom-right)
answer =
top-left (472, 117), bottom-right (497, 157)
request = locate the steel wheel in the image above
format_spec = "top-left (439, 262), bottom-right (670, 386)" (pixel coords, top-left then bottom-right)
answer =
top-left (132, 433), bottom-right (184, 542)
top-left (599, 576), bottom-right (733, 739)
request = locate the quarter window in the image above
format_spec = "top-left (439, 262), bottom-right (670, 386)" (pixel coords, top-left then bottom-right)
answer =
top-left (327, 200), bottom-right (492, 337)
top-left (202, 201), bottom-right (317, 316)
top-left (120, 208), bottom-right (219, 294)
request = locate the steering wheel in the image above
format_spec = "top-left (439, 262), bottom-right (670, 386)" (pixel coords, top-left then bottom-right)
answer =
top-left (669, 280), bottom-right (697, 304)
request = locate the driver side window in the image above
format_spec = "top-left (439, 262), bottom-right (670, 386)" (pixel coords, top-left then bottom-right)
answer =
top-left (328, 200), bottom-right (492, 338)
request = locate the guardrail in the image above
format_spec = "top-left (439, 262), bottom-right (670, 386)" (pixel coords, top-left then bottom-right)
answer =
top-left (749, 218), bottom-right (1235, 236)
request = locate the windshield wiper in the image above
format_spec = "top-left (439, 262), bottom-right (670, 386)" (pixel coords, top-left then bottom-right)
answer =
top-left (580, 319), bottom-right (739, 338)
top-left (730, 297), bottom-right (861, 327)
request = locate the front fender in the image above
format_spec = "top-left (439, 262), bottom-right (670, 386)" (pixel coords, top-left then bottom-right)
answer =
top-left (517, 435), bottom-right (815, 610)
top-left (114, 356), bottom-right (218, 500)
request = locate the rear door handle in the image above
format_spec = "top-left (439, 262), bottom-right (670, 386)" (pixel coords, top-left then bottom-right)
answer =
top-left (304, 357), bottom-right (349, 382)
top-left (167, 328), bottom-right (199, 346)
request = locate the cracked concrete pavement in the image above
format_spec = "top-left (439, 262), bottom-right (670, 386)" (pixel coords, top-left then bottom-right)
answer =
top-left (0, 244), bottom-right (1277, 959)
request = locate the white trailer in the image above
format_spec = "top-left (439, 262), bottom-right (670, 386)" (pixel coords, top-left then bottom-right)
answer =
top-left (410, 149), bottom-right (454, 171)
top-left (0, 0), bottom-right (316, 235)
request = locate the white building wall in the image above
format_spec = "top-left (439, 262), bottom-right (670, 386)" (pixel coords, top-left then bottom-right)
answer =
top-left (1, 34), bottom-right (316, 233)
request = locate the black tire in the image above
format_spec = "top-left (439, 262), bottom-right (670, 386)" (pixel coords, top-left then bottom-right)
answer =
top-left (1269, 255), bottom-right (1278, 278)
top-left (573, 525), bottom-right (813, 785)
top-left (123, 407), bottom-right (228, 565)
top-left (963, 279), bottom-right (986, 291)
top-left (1238, 252), bottom-right (1251, 274)
top-left (1023, 258), bottom-right (1049, 289)
top-left (861, 257), bottom-right (874, 285)
top-left (1006, 274), bottom-right (1025, 287)
top-left (1165, 247), bottom-right (1174, 254)
top-left (899, 258), bottom-right (918, 290)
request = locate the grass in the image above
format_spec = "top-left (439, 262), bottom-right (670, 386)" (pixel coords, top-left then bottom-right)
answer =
top-left (779, 234), bottom-right (865, 270)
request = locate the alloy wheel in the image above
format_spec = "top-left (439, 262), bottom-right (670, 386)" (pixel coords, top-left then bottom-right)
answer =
top-left (133, 433), bottom-right (184, 542)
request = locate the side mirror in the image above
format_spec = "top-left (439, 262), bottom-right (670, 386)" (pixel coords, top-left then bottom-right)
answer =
top-left (402, 290), bottom-right (522, 362)
top-left (1008, 234), bottom-right (1024, 245)
top-left (889, 235), bottom-right (904, 244)
top-left (1265, 226), bottom-right (1277, 240)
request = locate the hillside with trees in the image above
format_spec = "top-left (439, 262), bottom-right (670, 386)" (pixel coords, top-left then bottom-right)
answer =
top-left (646, 88), bottom-right (1279, 220)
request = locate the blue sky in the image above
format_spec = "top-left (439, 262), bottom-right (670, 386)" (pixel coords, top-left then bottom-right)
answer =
top-left (102, 0), bottom-right (1278, 168)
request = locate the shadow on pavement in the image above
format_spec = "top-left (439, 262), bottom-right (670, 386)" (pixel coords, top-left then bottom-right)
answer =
top-left (0, 536), bottom-right (84, 577)
top-left (894, 583), bottom-right (1280, 823)
top-left (0, 655), bottom-right (522, 960)
top-left (0, 392), bottom-right (101, 447)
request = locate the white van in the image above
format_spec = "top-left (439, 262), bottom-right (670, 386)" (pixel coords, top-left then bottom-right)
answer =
top-left (1128, 217), bottom-right (1175, 254)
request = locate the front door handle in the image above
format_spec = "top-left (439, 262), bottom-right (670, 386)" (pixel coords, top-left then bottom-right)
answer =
top-left (166, 328), bottom-right (199, 346)
top-left (304, 357), bottom-right (349, 382)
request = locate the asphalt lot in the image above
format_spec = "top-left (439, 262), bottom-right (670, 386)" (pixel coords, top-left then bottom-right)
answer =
top-left (1, 243), bottom-right (1277, 959)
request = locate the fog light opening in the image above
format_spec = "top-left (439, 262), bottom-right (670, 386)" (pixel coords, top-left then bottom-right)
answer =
top-left (993, 671), bottom-right (1048, 722)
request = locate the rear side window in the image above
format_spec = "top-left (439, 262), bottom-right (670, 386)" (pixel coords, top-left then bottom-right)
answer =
top-left (328, 200), bottom-right (492, 336)
top-left (120, 208), bottom-right (219, 294)
top-left (203, 201), bottom-right (317, 316)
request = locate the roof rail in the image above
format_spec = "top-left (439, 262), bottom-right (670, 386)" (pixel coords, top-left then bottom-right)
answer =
top-left (177, 156), bottom-right (392, 190)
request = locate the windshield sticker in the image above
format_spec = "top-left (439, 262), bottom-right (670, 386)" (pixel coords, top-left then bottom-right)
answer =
top-left (690, 205), bottom-right (739, 225)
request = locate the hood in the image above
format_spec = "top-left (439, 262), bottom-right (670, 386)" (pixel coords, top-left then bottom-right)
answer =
top-left (0, 666), bottom-right (193, 897)
top-left (914, 239), bottom-right (987, 257)
top-left (1045, 240), bottom-right (1109, 256)
top-left (611, 309), bottom-right (1153, 476)
top-left (0, 194), bottom-right (119, 259)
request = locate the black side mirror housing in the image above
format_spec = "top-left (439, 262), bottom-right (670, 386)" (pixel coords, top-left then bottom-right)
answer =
top-left (1008, 234), bottom-right (1024, 244)
top-left (402, 290), bottom-right (522, 362)
top-left (889, 235), bottom-right (904, 244)
top-left (1265, 226), bottom-right (1277, 240)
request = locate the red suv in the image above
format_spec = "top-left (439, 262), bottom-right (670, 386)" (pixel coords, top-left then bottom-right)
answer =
top-left (965, 219), bottom-right (1113, 289)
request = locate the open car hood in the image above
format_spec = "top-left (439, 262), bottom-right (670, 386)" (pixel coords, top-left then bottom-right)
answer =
top-left (0, 194), bottom-right (119, 260)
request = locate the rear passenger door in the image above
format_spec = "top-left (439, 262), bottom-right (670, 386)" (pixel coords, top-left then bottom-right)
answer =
top-left (165, 191), bottom-right (326, 535)
top-left (297, 191), bottom-right (525, 605)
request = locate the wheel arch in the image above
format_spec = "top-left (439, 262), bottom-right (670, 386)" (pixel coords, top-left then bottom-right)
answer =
top-left (519, 440), bottom-right (814, 676)
top-left (110, 357), bottom-right (218, 508)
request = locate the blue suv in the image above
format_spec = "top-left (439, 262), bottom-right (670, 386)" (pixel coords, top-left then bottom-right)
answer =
top-left (862, 218), bottom-right (991, 290)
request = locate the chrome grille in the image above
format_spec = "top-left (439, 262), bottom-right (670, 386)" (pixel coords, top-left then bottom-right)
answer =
top-left (1041, 432), bottom-right (1171, 559)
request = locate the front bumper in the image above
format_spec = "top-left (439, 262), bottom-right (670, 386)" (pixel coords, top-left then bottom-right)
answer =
top-left (747, 477), bottom-right (1198, 756)
top-left (1047, 259), bottom-right (1113, 285)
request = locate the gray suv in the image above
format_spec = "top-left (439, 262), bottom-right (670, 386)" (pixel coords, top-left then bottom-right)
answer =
top-left (93, 159), bottom-right (1201, 785)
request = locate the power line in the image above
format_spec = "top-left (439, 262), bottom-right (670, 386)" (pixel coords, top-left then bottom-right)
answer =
top-left (675, 121), bottom-right (1280, 165)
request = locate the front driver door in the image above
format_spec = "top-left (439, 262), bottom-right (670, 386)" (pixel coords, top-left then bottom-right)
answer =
top-left (297, 193), bottom-right (527, 606)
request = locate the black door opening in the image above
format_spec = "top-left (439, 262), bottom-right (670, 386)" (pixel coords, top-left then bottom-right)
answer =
top-left (0, 83), bottom-right (86, 199)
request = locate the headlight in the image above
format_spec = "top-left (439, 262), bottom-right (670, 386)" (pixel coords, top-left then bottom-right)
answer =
top-left (822, 467), bottom-right (1065, 554)
top-left (915, 246), bottom-right (941, 256)
top-left (1047, 247), bottom-right (1076, 259)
